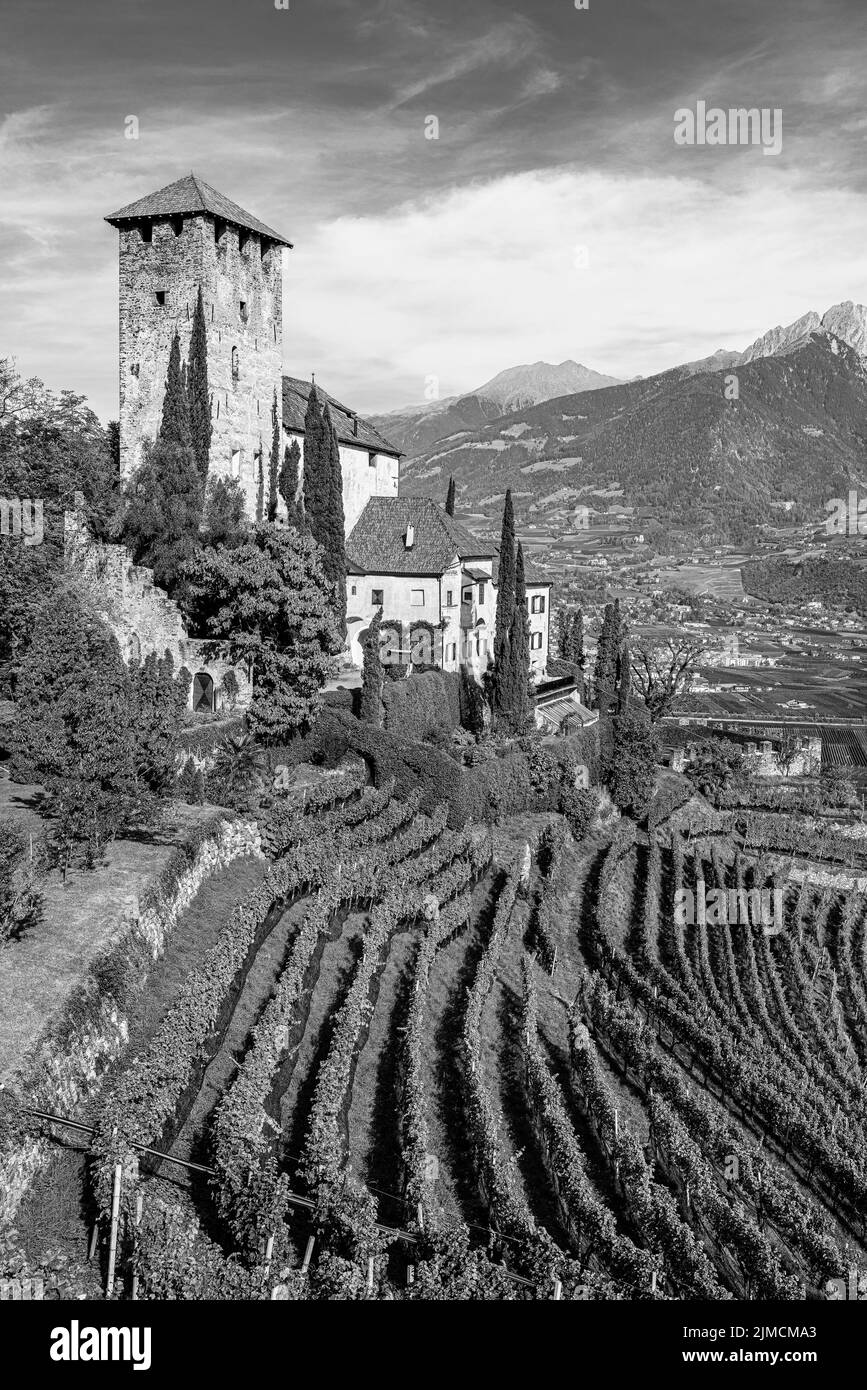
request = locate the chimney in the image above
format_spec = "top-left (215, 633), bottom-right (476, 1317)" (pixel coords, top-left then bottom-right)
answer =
top-left (352, 414), bottom-right (358, 437)
top-left (405, 524), bottom-right (414, 549)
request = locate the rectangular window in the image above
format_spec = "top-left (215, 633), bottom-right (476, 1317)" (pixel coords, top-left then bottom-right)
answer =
top-left (476, 636), bottom-right (488, 657)
top-left (351, 584), bottom-right (357, 596)
top-left (371, 588), bottom-right (384, 606)
top-left (447, 643), bottom-right (457, 662)
top-left (478, 582), bottom-right (486, 604)
top-left (410, 590), bottom-right (425, 607)
top-left (240, 300), bottom-right (248, 323)
top-left (531, 632), bottom-right (543, 650)
top-left (445, 590), bottom-right (454, 607)
top-left (231, 450), bottom-right (241, 478)
top-left (462, 588), bottom-right (472, 602)
top-left (155, 290), bottom-right (166, 307)
top-left (531, 594), bottom-right (546, 614)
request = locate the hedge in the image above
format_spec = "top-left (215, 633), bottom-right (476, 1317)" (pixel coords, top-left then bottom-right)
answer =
top-left (309, 710), bottom-right (593, 828)
top-left (381, 669), bottom-right (460, 741)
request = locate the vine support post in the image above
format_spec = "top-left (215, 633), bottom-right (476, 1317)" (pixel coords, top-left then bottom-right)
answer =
top-left (130, 1191), bottom-right (143, 1301)
top-left (367, 1256), bottom-right (375, 1295)
top-left (552, 1276), bottom-right (562, 1300)
top-left (105, 1163), bottom-right (123, 1297)
top-left (300, 1235), bottom-right (315, 1275)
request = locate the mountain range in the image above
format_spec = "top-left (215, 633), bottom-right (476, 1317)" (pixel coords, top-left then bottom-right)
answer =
top-left (369, 361), bottom-right (621, 456)
top-left (396, 329), bottom-right (867, 548)
top-left (372, 300), bottom-right (867, 468)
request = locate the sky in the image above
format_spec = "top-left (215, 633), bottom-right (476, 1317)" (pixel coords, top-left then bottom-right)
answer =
top-left (2, 0), bottom-right (867, 419)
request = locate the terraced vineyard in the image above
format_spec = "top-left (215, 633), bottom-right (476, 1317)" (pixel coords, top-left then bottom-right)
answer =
top-left (46, 774), bottom-right (867, 1299)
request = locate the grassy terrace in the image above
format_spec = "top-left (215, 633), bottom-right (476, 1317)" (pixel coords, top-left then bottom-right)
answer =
top-left (0, 766), bottom-right (227, 1086)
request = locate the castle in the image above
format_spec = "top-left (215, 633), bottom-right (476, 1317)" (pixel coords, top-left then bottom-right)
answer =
top-left (105, 174), bottom-right (400, 529)
top-left (98, 175), bottom-right (551, 709)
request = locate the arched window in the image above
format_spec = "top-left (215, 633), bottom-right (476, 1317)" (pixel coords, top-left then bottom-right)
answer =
top-left (192, 672), bottom-right (215, 713)
top-left (231, 346), bottom-right (239, 383)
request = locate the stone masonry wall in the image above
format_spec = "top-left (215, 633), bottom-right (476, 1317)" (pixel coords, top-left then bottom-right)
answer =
top-left (64, 509), bottom-right (251, 713)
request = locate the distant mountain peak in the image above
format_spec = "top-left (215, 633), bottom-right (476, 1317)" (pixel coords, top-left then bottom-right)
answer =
top-left (475, 359), bottom-right (622, 412)
top-left (739, 300), bottom-right (867, 365)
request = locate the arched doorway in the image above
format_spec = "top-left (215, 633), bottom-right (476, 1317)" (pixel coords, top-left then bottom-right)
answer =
top-left (192, 671), bottom-right (215, 713)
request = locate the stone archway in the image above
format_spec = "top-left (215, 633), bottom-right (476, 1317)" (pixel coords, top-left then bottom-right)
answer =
top-left (192, 671), bottom-right (215, 713)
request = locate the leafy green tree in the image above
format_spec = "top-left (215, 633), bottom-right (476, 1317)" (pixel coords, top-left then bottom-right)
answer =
top-left (279, 439), bottom-right (303, 526)
top-left (201, 475), bottom-right (248, 549)
top-left (130, 651), bottom-right (190, 795)
top-left (183, 524), bottom-right (340, 743)
top-left (445, 476), bottom-right (456, 516)
top-left (14, 592), bottom-right (147, 867)
top-left (267, 389), bottom-right (281, 523)
top-left (0, 360), bottom-right (119, 683)
top-left (159, 331), bottom-right (192, 453)
top-left (359, 607), bottom-right (384, 727)
top-left (187, 287), bottom-right (212, 482)
top-left (608, 705), bottom-right (658, 819)
top-left (123, 437), bottom-right (204, 599)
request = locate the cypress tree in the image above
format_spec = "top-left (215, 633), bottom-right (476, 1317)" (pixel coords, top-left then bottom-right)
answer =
top-left (267, 388), bottom-right (280, 523)
top-left (617, 642), bottom-right (632, 712)
top-left (557, 607), bottom-right (570, 661)
top-left (187, 287), bottom-right (211, 481)
top-left (494, 489), bottom-right (516, 671)
top-left (445, 476), bottom-right (456, 516)
top-left (360, 607), bottom-right (384, 727)
top-left (502, 542), bottom-right (532, 732)
top-left (322, 404), bottom-right (347, 635)
top-left (570, 608), bottom-right (585, 669)
top-left (279, 439), bottom-right (303, 527)
top-left (302, 384), bottom-right (326, 534)
top-left (594, 598), bottom-right (621, 712)
top-left (159, 331), bottom-right (192, 453)
top-left (255, 446), bottom-right (264, 522)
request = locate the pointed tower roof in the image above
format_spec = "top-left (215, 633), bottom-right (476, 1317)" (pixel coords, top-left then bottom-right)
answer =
top-left (105, 173), bottom-right (292, 246)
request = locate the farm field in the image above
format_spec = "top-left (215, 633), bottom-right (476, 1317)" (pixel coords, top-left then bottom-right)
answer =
top-left (11, 774), bottom-right (867, 1301)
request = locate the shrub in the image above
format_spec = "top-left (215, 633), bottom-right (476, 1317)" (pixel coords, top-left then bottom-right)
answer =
top-left (561, 786), bottom-right (597, 840)
top-left (382, 669), bottom-right (456, 742)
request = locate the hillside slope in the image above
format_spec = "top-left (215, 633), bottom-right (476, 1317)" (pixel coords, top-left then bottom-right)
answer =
top-left (399, 334), bottom-right (867, 543)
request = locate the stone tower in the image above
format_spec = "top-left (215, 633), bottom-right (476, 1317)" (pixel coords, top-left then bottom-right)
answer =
top-left (106, 174), bottom-right (292, 515)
